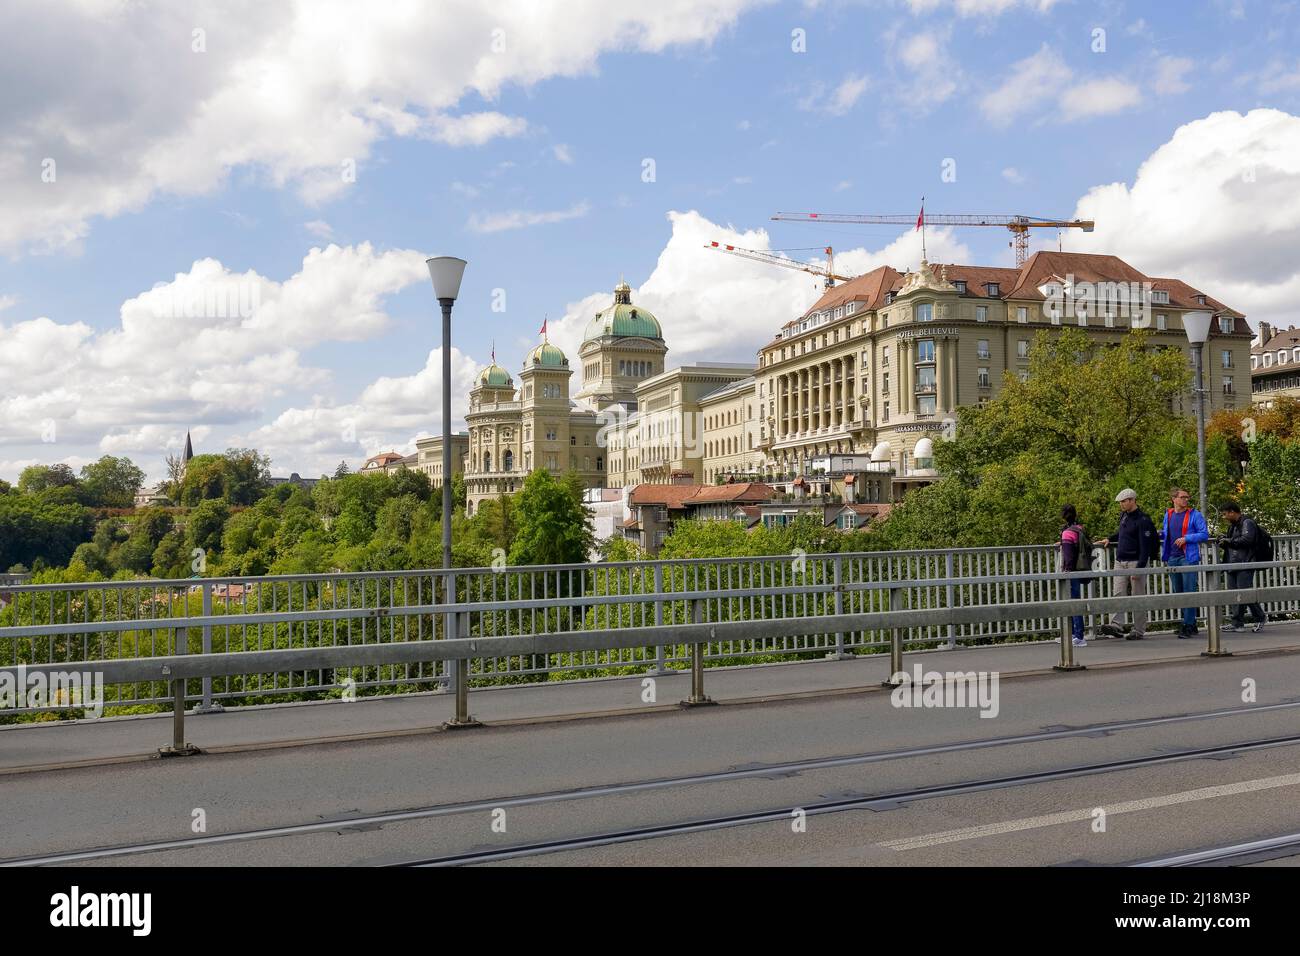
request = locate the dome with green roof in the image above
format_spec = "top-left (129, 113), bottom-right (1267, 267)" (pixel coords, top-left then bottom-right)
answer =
top-left (582, 280), bottom-right (664, 343)
top-left (477, 363), bottom-right (514, 387)
top-left (525, 341), bottom-right (568, 368)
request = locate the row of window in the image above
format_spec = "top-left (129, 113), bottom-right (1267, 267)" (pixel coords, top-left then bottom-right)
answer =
top-left (767, 306), bottom-right (1236, 368)
top-left (474, 450), bottom-right (607, 474)
top-left (1253, 348), bottom-right (1300, 368)
top-left (705, 435), bottom-right (756, 456)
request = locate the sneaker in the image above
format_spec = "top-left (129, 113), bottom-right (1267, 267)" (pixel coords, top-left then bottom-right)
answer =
top-left (1072, 637), bottom-right (1087, 647)
top-left (1251, 620), bottom-right (1266, 633)
top-left (1226, 623), bottom-right (1244, 633)
top-left (1098, 624), bottom-right (1124, 639)
top-left (1125, 632), bottom-right (1145, 640)
top-left (1179, 629), bottom-right (1200, 640)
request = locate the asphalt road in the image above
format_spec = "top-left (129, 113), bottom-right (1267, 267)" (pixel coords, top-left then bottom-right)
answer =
top-left (5, 646), bottom-right (1300, 866)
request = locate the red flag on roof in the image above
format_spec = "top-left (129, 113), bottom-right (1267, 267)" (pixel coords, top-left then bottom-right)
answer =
top-left (539, 318), bottom-right (547, 337)
top-left (916, 201), bottom-right (924, 231)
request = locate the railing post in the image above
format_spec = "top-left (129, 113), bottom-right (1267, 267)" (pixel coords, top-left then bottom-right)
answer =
top-left (195, 581), bottom-right (222, 714)
top-left (159, 671), bottom-right (198, 757)
top-left (828, 555), bottom-right (848, 660)
top-left (881, 586), bottom-right (905, 687)
top-left (680, 598), bottom-right (715, 707)
top-left (442, 571), bottom-right (457, 697)
top-left (944, 551), bottom-right (956, 650)
top-left (1202, 548), bottom-right (1232, 658)
top-left (650, 564), bottom-right (667, 675)
top-left (1054, 574), bottom-right (1085, 672)
top-left (444, 609), bottom-right (482, 729)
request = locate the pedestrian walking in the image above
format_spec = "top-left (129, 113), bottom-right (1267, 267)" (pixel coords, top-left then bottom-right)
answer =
top-left (1058, 504), bottom-right (1090, 647)
top-left (1218, 501), bottom-right (1268, 633)
top-left (1160, 488), bottom-right (1209, 638)
top-left (1096, 488), bottom-right (1158, 640)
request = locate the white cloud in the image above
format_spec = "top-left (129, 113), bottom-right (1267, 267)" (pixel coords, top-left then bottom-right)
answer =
top-left (0, 294), bottom-right (17, 313)
top-left (1065, 108), bottom-right (1300, 333)
top-left (1059, 77), bottom-right (1142, 119)
top-left (895, 32), bottom-right (959, 110)
top-left (0, 243), bottom-right (427, 476)
top-left (982, 48), bottom-right (1148, 125)
top-left (0, 0), bottom-right (761, 253)
top-left (236, 346), bottom-right (482, 477)
top-left (552, 143), bottom-right (575, 164)
top-left (1002, 167), bottom-right (1025, 184)
top-left (801, 74), bottom-right (870, 115)
top-left (835, 180), bottom-right (853, 191)
top-left (304, 220), bottom-right (334, 239)
top-left (1154, 56), bottom-right (1193, 96)
top-left (906, 0), bottom-right (1060, 15)
top-left (426, 112), bottom-right (528, 146)
top-left (980, 45), bottom-right (1071, 125)
top-left (466, 200), bottom-right (591, 234)
top-left (545, 210), bottom-right (972, 369)
top-left (828, 74), bottom-right (870, 115)
top-left (1253, 60), bottom-right (1300, 94)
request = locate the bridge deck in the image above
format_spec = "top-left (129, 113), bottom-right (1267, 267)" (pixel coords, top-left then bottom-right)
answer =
top-left (4, 620), bottom-right (1298, 776)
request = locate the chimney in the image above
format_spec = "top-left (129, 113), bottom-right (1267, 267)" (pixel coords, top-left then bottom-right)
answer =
top-left (1258, 321), bottom-right (1273, 346)
top-left (670, 470), bottom-right (694, 486)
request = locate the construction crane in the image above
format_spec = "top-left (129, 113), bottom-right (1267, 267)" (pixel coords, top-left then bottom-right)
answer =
top-left (770, 212), bottom-right (1096, 267)
top-left (704, 241), bottom-right (852, 289)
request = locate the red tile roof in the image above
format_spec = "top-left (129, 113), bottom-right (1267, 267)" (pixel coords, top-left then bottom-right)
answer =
top-left (683, 482), bottom-right (777, 504)
top-left (629, 484), bottom-right (705, 508)
top-left (629, 482), bottom-right (777, 508)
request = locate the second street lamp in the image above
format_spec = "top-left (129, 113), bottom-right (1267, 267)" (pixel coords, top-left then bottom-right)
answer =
top-left (1181, 310), bottom-right (1227, 656)
top-left (426, 256), bottom-right (467, 572)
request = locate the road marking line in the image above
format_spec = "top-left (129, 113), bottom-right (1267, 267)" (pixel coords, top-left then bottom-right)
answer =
top-left (883, 772), bottom-right (1300, 851)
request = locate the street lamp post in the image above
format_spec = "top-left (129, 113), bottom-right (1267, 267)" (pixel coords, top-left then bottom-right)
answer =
top-left (1182, 311), bottom-right (1227, 656)
top-left (427, 256), bottom-right (483, 725)
top-left (426, 256), bottom-right (467, 570)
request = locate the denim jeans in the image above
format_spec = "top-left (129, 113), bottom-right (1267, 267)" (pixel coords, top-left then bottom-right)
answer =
top-left (1067, 577), bottom-right (1085, 640)
top-left (1167, 555), bottom-right (1199, 631)
top-left (1225, 567), bottom-right (1266, 626)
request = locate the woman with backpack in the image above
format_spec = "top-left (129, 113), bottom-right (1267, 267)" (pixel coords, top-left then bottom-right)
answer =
top-left (1059, 504), bottom-right (1089, 647)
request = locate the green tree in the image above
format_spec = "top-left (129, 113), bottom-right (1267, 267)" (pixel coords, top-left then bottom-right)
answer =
top-left (151, 531), bottom-right (191, 578)
top-left (17, 463), bottom-right (79, 496)
top-left (508, 470), bottom-right (594, 566)
top-left (79, 456), bottom-right (146, 508)
top-left (185, 499), bottom-right (230, 565)
top-left (940, 329), bottom-right (1192, 481)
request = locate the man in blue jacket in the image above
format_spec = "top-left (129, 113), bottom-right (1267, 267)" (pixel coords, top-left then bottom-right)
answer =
top-left (1161, 488), bottom-right (1209, 638)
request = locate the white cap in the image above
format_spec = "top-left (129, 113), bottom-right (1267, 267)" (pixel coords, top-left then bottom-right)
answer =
top-left (1115, 488), bottom-right (1137, 502)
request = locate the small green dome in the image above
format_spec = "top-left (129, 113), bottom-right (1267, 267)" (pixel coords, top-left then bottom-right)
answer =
top-left (525, 342), bottom-right (568, 368)
top-left (478, 363), bottom-right (513, 387)
top-left (583, 281), bottom-right (663, 343)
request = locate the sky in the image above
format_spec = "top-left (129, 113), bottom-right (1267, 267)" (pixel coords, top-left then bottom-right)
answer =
top-left (2, 0), bottom-right (1299, 484)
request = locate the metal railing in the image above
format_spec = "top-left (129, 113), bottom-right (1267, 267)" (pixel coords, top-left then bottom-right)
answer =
top-left (2, 567), bottom-right (1298, 753)
top-left (1, 538), bottom-right (1298, 718)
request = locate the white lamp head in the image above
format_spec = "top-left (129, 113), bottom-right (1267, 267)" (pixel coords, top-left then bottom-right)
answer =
top-left (1182, 310), bottom-right (1213, 345)
top-left (426, 256), bottom-right (467, 302)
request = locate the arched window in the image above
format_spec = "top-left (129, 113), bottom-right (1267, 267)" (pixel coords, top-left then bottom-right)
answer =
top-left (484, 452), bottom-right (492, 473)
top-left (503, 450), bottom-right (513, 472)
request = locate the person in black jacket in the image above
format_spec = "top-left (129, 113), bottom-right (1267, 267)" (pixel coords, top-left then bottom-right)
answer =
top-left (1096, 489), bottom-right (1158, 640)
top-left (1219, 501), bottom-right (1267, 633)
